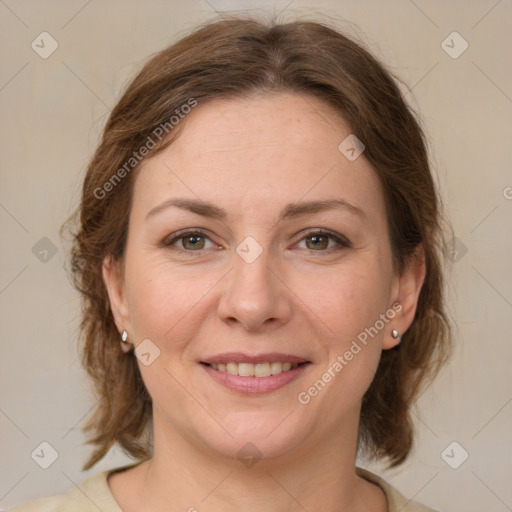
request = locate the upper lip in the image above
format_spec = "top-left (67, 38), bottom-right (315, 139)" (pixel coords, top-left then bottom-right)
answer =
top-left (201, 353), bottom-right (310, 364)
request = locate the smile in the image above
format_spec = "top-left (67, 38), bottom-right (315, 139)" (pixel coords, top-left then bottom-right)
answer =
top-left (201, 361), bottom-right (311, 394)
top-left (206, 361), bottom-right (301, 377)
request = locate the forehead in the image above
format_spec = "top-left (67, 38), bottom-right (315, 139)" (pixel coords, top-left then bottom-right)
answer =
top-left (132, 92), bottom-right (386, 222)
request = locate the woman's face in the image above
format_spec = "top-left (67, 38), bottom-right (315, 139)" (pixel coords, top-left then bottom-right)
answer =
top-left (104, 92), bottom-right (421, 463)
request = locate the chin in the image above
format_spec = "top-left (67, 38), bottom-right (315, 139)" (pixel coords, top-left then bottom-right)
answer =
top-left (196, 410), bottom-right (313, 464)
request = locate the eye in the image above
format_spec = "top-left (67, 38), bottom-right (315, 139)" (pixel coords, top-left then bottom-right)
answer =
top-left (296, 229), bottom-right (351, 252)
top-left (162, 228), bottom-right (351, 253)
top-left (163, 230), bottom-right (216, 251)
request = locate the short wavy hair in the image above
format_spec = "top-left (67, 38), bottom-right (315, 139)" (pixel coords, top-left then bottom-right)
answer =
top-left (62, 15), bottom-right (452, 471)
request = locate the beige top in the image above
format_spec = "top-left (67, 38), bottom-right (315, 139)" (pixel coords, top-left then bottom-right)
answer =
top-left (8, 464), bottom-right (438, 511)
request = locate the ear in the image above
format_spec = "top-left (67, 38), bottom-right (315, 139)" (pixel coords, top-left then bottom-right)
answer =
top-left (102, 255), bottom-right (131, 337)
top-left (383, 244), bottom-right (426, 350)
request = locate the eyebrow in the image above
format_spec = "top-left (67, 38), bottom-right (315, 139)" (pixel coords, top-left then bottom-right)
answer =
top-left (145, 197), bottom-right (367, 222)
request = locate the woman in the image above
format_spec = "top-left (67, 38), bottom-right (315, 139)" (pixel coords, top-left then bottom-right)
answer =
top-left (10, 16), bottom-right (451, 512)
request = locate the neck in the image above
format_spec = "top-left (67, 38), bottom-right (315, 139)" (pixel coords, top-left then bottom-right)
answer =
top-left (120, 409), bottom-right (384, 512)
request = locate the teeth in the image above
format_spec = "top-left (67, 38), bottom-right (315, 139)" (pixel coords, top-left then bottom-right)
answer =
top-left (209, 361), bottom-right (300, 377)
top-left (227, 362), bottom-right (238, 375)
top-left (255, 362), bottom-right (271, 377)
top-left (270, 361), bottom-right (283, 375)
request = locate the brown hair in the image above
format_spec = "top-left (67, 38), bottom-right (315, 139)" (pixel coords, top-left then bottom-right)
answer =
top-left (62, 15), bottom-right (452, 471)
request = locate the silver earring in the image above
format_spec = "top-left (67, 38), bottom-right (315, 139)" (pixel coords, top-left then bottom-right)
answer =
top-left (391, 329), bottom-right (401, 342)
top-left (120, 330), bottom-right (132, 353)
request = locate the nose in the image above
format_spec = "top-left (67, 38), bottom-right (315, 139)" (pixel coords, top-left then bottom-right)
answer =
top-left (217, 244), bottom-right (292, 333)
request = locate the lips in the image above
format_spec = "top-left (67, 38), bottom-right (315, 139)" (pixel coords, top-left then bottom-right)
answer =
top-left (201, 352), bottom-right (310, 365)
top-left (200, 352), bottom-right (311, 394)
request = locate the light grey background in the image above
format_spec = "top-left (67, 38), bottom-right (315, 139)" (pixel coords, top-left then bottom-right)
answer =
top-left (1, 1), bottom-right (511, 510)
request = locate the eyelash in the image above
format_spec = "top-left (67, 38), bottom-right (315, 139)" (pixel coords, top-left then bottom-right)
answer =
top-left (162, 228), bottom-right (351, 254)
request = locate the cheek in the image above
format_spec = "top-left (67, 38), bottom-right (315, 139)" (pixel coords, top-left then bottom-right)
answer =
top-left (125, 261), bottom-right (210, 396)
top-left (124, 256), bottom-right (216, 349)
top-left (301, 258), bottom-right (390, 400)
top-left (312, 260), bottom-right (391, 344)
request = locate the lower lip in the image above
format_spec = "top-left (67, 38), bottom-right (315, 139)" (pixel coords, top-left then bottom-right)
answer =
top-left (201, 363), bottom-right (311, 394)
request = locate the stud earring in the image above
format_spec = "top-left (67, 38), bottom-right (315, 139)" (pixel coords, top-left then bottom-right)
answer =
top-left (120, 330), bottom-right (132, 352)
top-left (391, 329), bottom-right (401, 343)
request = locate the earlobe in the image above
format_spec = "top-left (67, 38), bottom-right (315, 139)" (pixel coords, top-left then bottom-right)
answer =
top-left (120, 329), bottom-right (133, 353)
top-left (383, 245), bottom-right (426, 350)
top-left (382, 306), bottom-right (403, 350)
top-left (102, 255), bottom-right (130, 336)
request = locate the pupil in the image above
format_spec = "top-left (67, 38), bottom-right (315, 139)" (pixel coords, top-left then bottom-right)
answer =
top-left (309, 235), bottom-right (327, 250)
top-left (186, 236), bottom-right (203, 249)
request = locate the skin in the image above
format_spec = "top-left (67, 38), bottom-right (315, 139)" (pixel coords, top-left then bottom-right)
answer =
top-left (103, 92), bottom-right (425, 512)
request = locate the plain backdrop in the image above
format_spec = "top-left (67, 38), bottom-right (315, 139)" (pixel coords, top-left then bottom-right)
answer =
top-left (1, 1), bottom-right (511, 510)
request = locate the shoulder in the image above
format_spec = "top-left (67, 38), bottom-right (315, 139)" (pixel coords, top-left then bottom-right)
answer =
top-left (355, 466), bottom-right (439, 512)
top-left (6, 466), bottom-right (132, 512)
